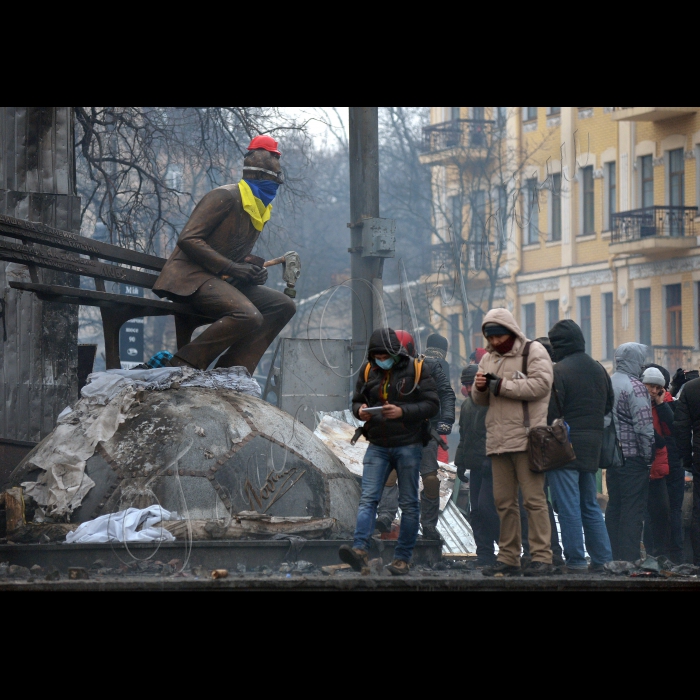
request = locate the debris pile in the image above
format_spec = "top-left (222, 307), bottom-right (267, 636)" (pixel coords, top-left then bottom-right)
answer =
top-left (8, 368), bottom-right (360, 535)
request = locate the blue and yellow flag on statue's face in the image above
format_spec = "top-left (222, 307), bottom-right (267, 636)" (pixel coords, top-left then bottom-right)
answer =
top-left (238, 179), bottom-right (274, 231)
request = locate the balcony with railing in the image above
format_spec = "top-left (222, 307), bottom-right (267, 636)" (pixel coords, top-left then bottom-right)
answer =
top-left (610, 205), bottom-right (698, 254)
top-left (419, 119), bottom-right (496, 166)
top-left (610, 107), bottom-right (697, 122)
top-left (647, 345), bottom-right (695, 371)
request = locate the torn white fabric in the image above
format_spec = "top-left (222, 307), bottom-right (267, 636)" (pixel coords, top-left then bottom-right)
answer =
top-left (22, 387), bottom-right (137, 517)
top-left (65, 506), bottom-right (181, 544)
top-left (80, 366), bottom-right (261, 404)
top-left (181, 366), bottom-right (261, 397)
top-left (23, 367), bottom-right (261, 518)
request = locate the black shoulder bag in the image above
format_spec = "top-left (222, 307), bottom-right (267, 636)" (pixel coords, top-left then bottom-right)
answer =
top-left (521, 341), bottom-right (576, 473)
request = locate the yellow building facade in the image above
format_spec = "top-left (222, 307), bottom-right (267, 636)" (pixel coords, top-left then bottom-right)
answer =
top-left (421, 106), bottom-right (700, 375)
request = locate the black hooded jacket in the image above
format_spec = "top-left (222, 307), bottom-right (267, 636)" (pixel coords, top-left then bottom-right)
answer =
top-left (674, 377), bottom-right (700, 475)
top-left (352, 328), bottom-right (440, 447)
top-left (547, 320), bottom-right (614, 472)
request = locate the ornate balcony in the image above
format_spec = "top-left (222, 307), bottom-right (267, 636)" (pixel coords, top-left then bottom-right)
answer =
top-left (419, 119), bottom-right (496, 166)
top-left (648, 345), bottom-right (695, 371)
top-left (610, 107), bottom-right (698, 122)
top-left (610, 206), bottom-right (698, 254)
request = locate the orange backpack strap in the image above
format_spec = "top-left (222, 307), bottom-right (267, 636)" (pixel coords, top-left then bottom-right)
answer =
top-left (364, 361), bottom-right (371, 383)
top-left (414, 355), bottom-right (424, 386)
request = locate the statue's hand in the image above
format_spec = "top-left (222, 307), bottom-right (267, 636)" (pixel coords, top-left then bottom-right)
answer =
top-left (222, 262), bottom-right (265, 286)
top-left (251, 266), bottom-right (268, 285)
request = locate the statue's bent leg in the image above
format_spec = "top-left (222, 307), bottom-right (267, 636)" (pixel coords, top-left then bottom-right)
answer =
top-left (215, 284), bottom-right (296, 372)
top-left (172, 278), bottom-right (264, 371)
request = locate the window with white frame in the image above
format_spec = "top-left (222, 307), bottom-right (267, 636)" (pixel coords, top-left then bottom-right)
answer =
top-left (524, 178), bottom-right (539, 244)
top-left (550, 172), bottom-right (562, 241)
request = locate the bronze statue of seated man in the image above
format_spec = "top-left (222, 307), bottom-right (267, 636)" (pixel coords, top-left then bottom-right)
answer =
top-left (152, 135), bottom-right (296, 373)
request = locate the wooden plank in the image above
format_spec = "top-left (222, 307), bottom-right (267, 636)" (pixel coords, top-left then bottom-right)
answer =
top-left (4, 487), bottom-right (25, 534)
top-left (0, 213), bottom-right (165, 271)
top-left (8, 282), bottom-right (212, 319)
top-left (0, 239), bottom-right (159, 288)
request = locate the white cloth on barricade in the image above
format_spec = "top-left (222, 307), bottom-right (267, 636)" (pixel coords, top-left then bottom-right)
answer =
top-left (80, 366), bottom-right (261, 405)
top-left (22, 367), bottom-right (261, 517)
top-left (65, 506), bottom-right (181, 544)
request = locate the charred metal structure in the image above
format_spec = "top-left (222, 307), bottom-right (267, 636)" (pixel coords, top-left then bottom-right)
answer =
top-left (0, 107), bottom-right (80, 475)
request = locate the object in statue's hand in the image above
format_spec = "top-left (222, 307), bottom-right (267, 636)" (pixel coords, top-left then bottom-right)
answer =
top-left (221, 262), bottom-right (265, 286)
top-left (251, 265), bottom-right (268, 285)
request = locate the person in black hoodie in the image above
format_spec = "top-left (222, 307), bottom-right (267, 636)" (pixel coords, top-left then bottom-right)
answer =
top-left (339, 328), bottom-right (439, 575)
top-left (674, 376), bottom-right (700, 565)
top-left (546, 320), bottom-right (614, 572)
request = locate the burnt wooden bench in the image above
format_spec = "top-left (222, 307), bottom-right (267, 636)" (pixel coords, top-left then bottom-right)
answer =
top-left (0, 213), bottom-right (213, 368)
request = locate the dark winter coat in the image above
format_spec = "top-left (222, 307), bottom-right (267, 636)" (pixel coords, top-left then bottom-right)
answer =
top-left (352, 328), bottom-right (440, 448)
top-left (424, 356), bottom-right (456, 430)
top-left (673, 376), bottom-right (700, 475)
top-left (547, 320), bottom-right (614, 472)
top-left (454, 395), bottom-right (489, 480)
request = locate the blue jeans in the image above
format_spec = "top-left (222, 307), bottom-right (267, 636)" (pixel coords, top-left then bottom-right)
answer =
top-left (547, 469), bottom-right (612, 568)
top-left (353, 443), bottom-right (422, 562)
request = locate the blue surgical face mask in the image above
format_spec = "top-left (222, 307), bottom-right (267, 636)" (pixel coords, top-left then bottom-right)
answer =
top-left (375, 357), bottom-right (395, 370)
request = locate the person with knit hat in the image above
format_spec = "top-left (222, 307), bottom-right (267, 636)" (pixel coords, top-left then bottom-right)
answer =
top-left (339, 328), bottom-right (439, 576)
top-left (455, 364), bottom-right (500, 566)
top-left (642, 363), bottom-right (684, 563)
top-left (641, 366), bottom-right (675, 559)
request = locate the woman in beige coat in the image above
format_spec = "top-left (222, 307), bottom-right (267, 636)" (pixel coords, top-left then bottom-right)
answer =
top-left (473, 308), bottom-right (554, 576)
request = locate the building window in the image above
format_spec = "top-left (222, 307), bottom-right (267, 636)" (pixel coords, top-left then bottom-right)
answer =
top-left (524, 178), bottom-right (539, 245)
top-left (606, 162), bottom-right (616, 231)
top-left (471, 106), bottom-right (485, 120)
top-left (469, 191), bottom-right (486, 269)
top-left (603, 292), bottom-right (614, 360)
top-left (548, 107), bottom-right (561, 115)
top-left (451, 107), bottom-right (461, 122)
top-left (578, 296), bottom-right (592, 355)
top-left (581, 166), bottom-right (595, 235)
top-left (638, 287), bottom-right (652, 347)
top-left (450, 313), bottom-right (461, 374)
top-left (546, 299), bottom-right (559, 332)
top-left (495, 107), bottom-right (507, 128)
top-left (524, 107), bottom-right (537, 121)
top-left (497, 185), bottom-right (508, 247)
top-left (165, 165), bottom-right (183, 191)
top-left (450, 195), bottom-right (462, 237)
top-left (666, 283), bottom-right (682, 347)
top-left (550, 172), bottom-right (562, 241)
top-left (640, 155), bottom-right (654, 208)
top-left (669, 148), bottom-right (685, 236)
top-left (471, 308), bottom-right (484, 352)
top-left (523, 303), bottom-right (536, 340)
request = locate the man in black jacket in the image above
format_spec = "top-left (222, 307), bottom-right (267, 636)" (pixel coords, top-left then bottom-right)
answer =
top-left (673, 376), bottom-right (700, 565)
top-left (339, 328), bottom-right (440, 575)
top-left (546, 320), bottom-right (614, 572)
top-left (375, 330), bottom-right (455, 540)
top-left (455, 365), bottom-right (500, 565)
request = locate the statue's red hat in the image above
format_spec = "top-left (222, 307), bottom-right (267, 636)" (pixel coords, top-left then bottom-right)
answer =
top-left (247, 135), bottom-right (281, 156)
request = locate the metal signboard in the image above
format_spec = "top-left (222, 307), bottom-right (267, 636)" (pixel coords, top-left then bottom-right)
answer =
top-left (119, 284), bottom-right (144, 368)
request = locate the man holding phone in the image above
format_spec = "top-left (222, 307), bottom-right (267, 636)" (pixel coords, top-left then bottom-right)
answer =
top-left (339, 328), bottom-right (439, 575)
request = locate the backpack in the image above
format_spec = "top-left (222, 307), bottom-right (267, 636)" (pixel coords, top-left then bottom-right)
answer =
top-left (351, 355), bottom-right (430, 446)
top-left (363, 354), bottom-right (425, 387)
